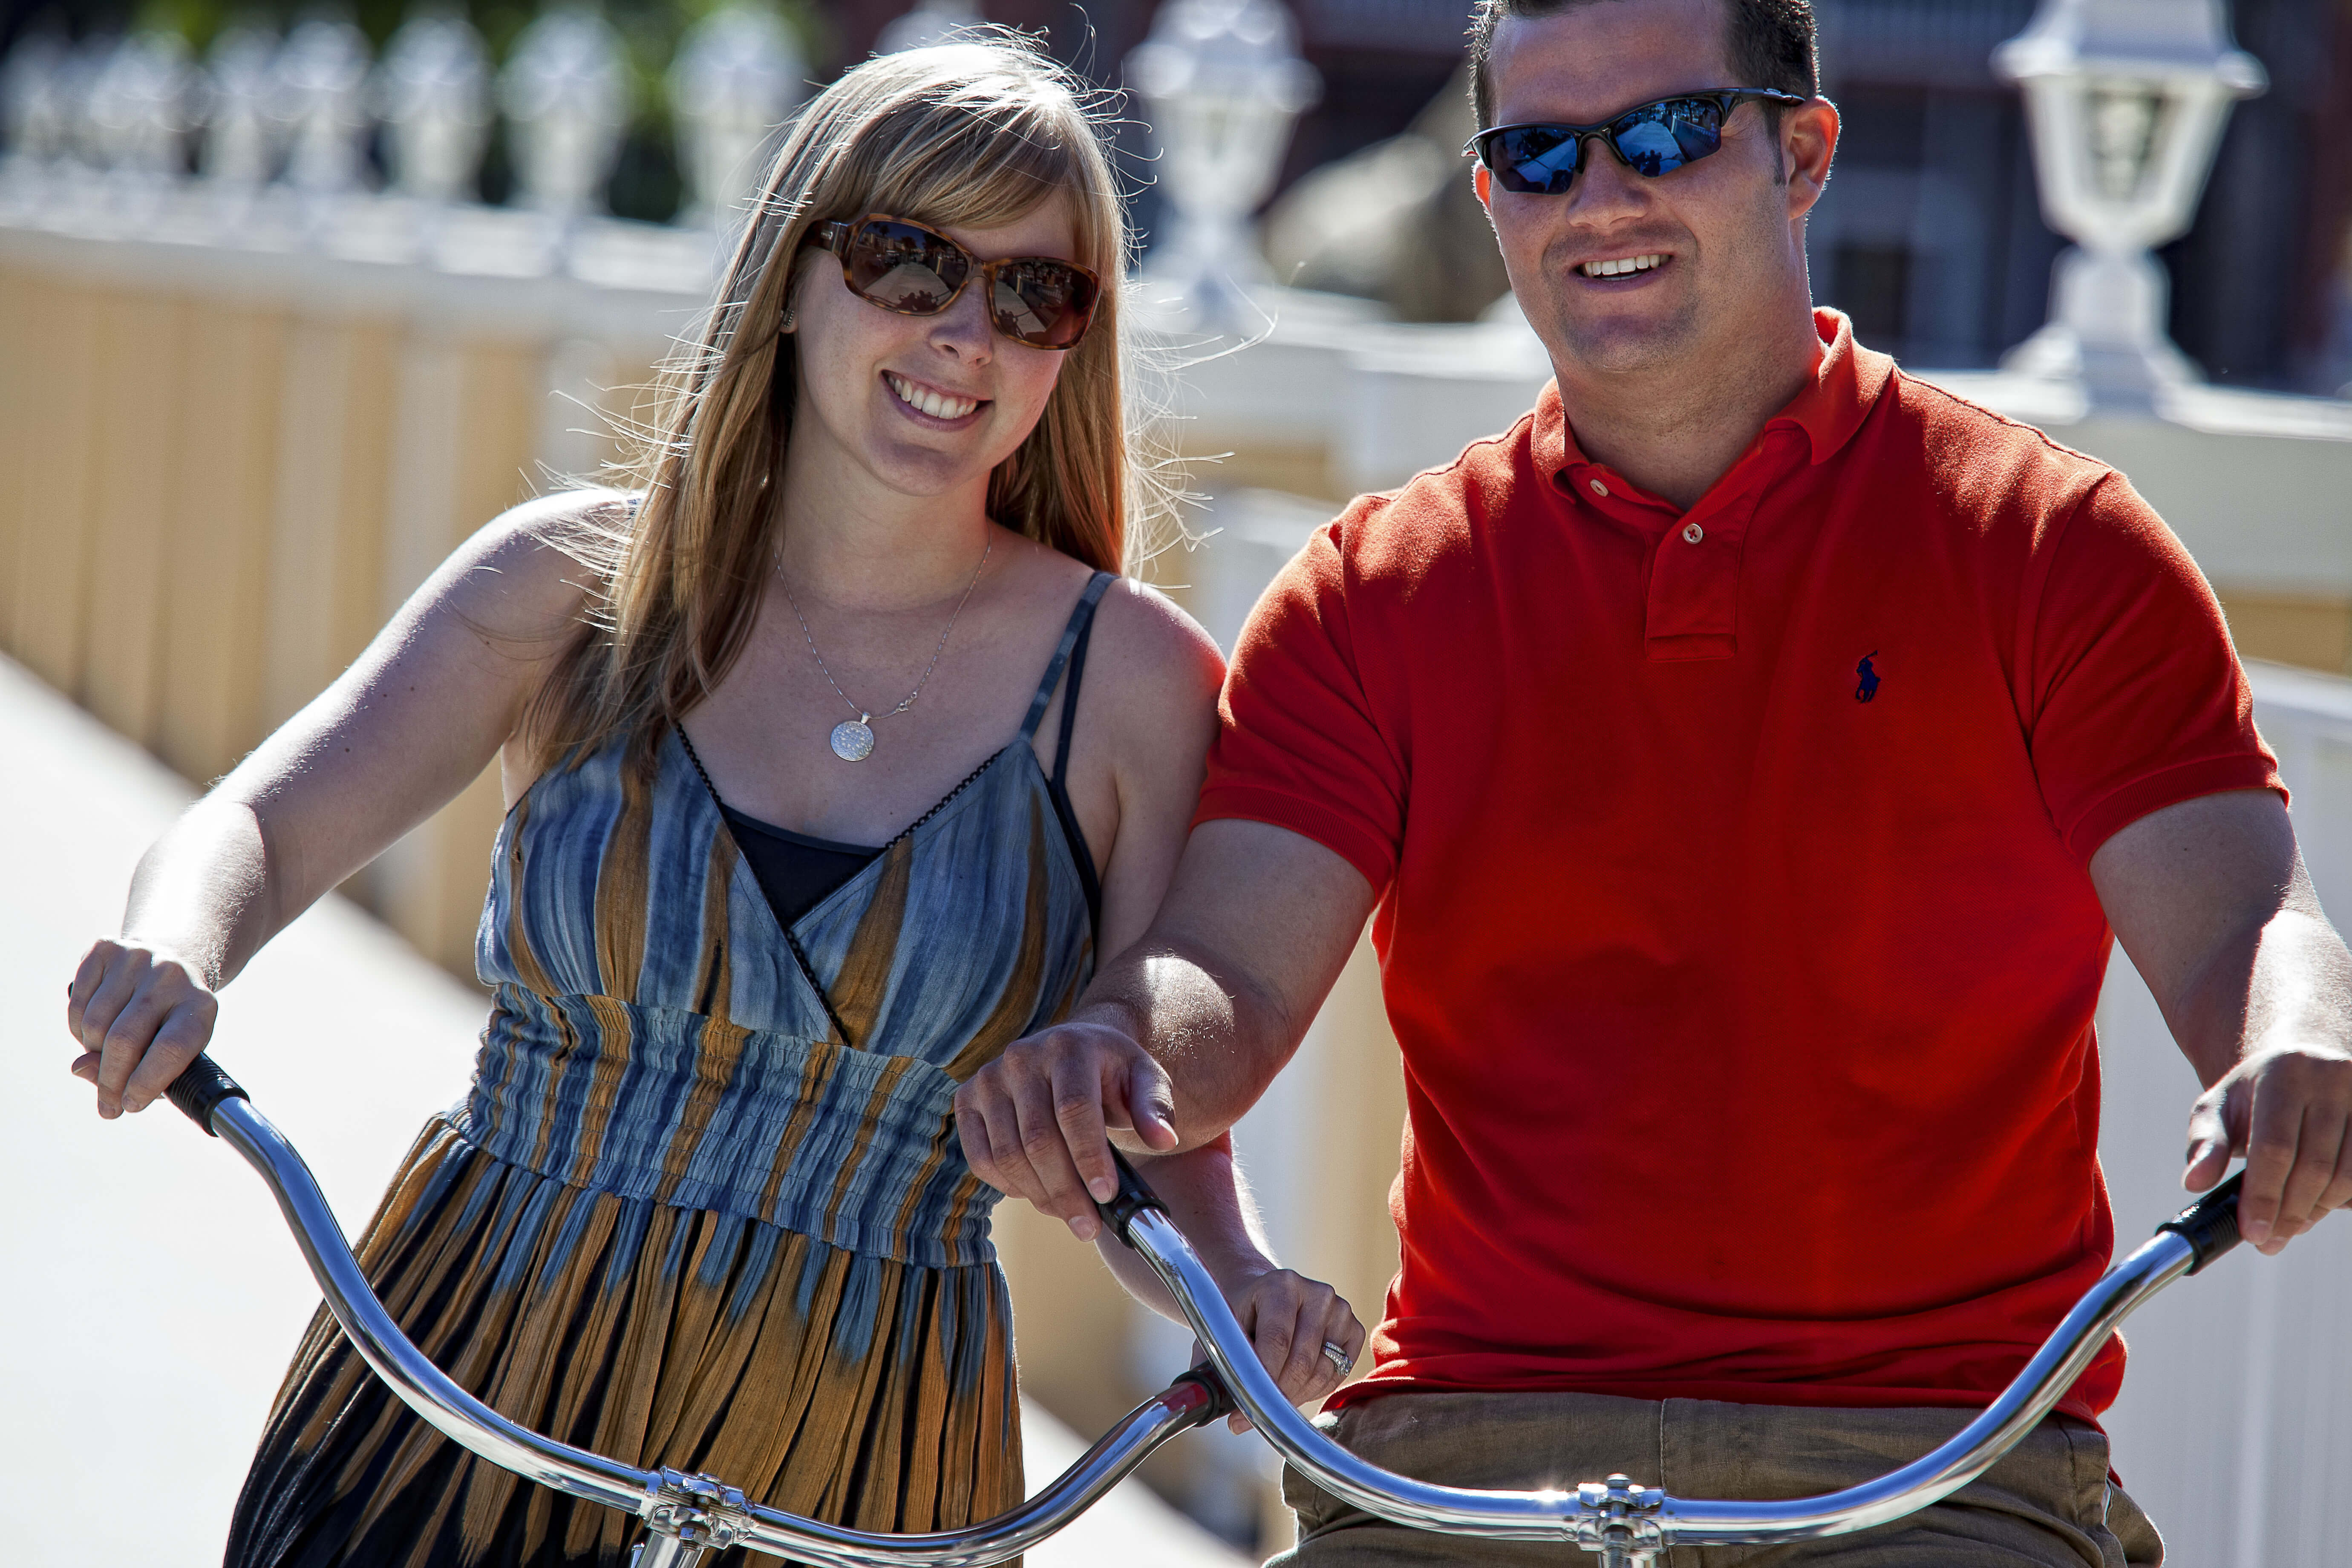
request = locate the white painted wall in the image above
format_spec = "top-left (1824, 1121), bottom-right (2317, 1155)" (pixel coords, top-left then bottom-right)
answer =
top-left (2098, 662), bottom-right (2352, 1568)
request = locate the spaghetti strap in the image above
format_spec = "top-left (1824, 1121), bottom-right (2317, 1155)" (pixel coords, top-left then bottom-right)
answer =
top-left (1020, 571), bottom-right (1113, 945)
top-left (1052, 603), bottom-right (1097, 795)
top-left (1020, 571), bottom-right (1115, 741)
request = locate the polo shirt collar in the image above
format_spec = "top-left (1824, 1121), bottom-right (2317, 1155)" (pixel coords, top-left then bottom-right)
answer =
top-left (1780, 308), bottom-right (1889, 465)
top-left (1533, 307), bottom-right (1893, 493)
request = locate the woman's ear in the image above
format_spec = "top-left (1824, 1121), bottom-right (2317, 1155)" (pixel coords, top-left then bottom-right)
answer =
top-left (778, 252), bottom-right (812, 335)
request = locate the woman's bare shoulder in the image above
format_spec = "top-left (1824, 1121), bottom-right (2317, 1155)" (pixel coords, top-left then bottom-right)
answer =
top-left (1087, 576), bottom-right (1226, 729)
top-left (429, 488), bottom-right (632, 643)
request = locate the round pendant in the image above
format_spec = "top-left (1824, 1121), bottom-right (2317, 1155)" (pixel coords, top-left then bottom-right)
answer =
top-left (829, 719), bottom-right (875, 762)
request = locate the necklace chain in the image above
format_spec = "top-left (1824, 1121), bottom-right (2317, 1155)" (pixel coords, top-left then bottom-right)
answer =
top-left (776, 536), bottom-right (993, 729)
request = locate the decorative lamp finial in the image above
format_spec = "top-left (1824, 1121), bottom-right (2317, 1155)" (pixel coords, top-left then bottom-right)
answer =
top-left (1, 32), bottom-right (73, 164)
top-left (276, 18), bottom-right (375, 195)
top-left (1994, 0), bottom-right (2267, 405)
top-left (196, 27), bottom-right (282, 187)
top-left (85, 32), bottom-right (193, 179)
top-left (498, 5), bottom-right (628, 221)
top-left (1127, 0), bottom-right (1320, 330)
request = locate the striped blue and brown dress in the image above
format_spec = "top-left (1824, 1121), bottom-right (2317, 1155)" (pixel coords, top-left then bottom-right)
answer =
top-left (226, 573), bottom-right (1116, 1567)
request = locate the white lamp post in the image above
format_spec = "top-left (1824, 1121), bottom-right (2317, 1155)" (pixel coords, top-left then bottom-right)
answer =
top-left (1126, 0), bottom-right (1319, 329)
top-left (379, 11), bottom-right (490, 204)
top-left (668, 5), bottom-right (805, 230)
top-left (1994, 0), bottom-right (2267, 404)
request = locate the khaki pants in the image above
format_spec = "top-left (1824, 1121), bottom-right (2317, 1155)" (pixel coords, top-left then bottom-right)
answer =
top-left (1271, 1391), bottom-right (2162, 1567)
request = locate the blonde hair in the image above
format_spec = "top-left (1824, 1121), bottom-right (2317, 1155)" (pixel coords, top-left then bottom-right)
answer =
top-left (524, 34), bottom-right (1169, 770)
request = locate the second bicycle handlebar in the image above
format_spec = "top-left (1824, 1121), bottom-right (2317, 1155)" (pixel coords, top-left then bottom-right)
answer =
top-left (1094, 1148), bottom-right (2244, 1565)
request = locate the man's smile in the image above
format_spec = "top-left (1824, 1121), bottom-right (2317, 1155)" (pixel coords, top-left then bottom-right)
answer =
top-left (1579, 252), bottom-right (1669, 280)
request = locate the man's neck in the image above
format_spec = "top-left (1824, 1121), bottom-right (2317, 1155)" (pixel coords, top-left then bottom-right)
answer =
top-left (1554, 307), bottom-right (1822, 513)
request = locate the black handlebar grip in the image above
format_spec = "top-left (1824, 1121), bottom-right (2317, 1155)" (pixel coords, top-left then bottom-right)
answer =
top-left (164, 1053), bottom-right (250, 1136)
top-left (2156, 1170), bottom-right (2245, 1274)
top-left (1094, 1147), bottom-right (1170, 1246)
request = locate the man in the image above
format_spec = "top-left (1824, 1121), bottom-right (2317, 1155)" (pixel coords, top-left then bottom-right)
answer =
top-left (955, 0), bottom-right (2352, 1560)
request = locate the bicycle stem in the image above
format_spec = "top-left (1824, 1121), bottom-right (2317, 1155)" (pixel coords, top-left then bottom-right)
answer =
top-left (1095, 1150), bottom-right (2245, 1565)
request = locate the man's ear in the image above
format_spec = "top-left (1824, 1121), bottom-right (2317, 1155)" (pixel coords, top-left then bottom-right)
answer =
top-left (1783, 97), bottom-right (1839, 218)
top-left (1474, 162), bottom-right (1493, 215)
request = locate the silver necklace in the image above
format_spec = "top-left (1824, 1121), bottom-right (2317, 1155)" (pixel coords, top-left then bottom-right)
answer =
top-left (776, 537), bottom-right (993, 762)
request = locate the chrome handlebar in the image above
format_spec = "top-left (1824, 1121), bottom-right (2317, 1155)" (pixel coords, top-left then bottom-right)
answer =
top-left (1098, 1151), bottom-right (2245, 1568)
top-left (168, 1053), bottom-right (2245, 1568)
top-left (195, 1084), bottom-right (1232, 1568)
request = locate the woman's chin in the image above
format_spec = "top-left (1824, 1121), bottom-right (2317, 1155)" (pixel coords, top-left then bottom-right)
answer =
top-left (860, 439), bottom-right (1013, 503)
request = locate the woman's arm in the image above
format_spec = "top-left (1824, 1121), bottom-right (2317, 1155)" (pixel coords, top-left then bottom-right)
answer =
top-left (65, 492), bottom-right (614, 1118)
top-left (1095, 1135), bottom-right (1364, 1423)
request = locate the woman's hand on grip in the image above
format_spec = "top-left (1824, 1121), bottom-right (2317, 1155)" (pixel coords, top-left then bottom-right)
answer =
top-left (66, 938), bottom-right (218, 1119)
top-left (1211, 1264), bottom-right (1364, 1432)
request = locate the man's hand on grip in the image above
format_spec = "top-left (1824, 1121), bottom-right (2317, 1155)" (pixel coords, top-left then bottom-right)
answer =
top-left (954, 1019), bottom-right (1179, 1241)
top-left (2184, 1043), bottom-right (2352, 1254)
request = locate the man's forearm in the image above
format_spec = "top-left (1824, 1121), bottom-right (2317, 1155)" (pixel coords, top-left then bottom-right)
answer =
top-left (1072, 934), bottom-right (1303, 1149)
top-left (954, 818), bottom-right (1374, 1237)
top-left (2166, 896), bottom-right (2352, 1086)
top-left (2095, 793), bottom-right (2352, 1249)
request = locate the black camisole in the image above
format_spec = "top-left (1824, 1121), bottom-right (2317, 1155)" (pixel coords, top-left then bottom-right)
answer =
top-left (722, 808), bottom-right (885, 927)
top-left (679, 574), bottom-right (1106, 934)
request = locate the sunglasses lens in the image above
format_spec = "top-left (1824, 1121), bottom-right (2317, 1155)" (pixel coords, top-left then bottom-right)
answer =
top-left (988, 259), bottom-right (1099, 349)
top-left (1611, 104), bottom-right (1684, 176)
top-left (1483, 97), bottom-right (1737, 193)
top-left (845, 220), bottom-right (967, 312)
top-left (1488, 126), bottom-right (1582, 195)
top-left (1612, 98), bottom-right (1726, 176)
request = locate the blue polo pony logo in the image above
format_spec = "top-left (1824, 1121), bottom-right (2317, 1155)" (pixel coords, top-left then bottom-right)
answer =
top-left (1855, 651), bottom-right (1881, 703)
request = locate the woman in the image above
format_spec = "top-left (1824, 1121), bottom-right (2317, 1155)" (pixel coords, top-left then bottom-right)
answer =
top-left (65, 37), bottom-right (1362, 1566)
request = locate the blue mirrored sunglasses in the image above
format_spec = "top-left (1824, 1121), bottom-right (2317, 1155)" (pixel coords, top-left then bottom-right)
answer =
top-left (1465, 89), bottom-right (1808, 195)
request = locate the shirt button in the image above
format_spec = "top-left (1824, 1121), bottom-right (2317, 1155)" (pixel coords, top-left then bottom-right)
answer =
top-left (1589, 478), bottom-right (1609, 497)
top-left (1681, 522), bottom-right (1705, 545)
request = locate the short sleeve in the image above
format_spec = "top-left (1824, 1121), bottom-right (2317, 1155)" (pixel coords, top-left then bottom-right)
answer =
top-left (2027, 471), bottom-right (2283, 862)
top-left (1196, 502), bottom-right (1407, 892)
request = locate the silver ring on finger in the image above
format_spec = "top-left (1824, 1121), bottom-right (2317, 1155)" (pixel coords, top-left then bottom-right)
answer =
top-left (1322, 1340), bottom-right (1354, 1378)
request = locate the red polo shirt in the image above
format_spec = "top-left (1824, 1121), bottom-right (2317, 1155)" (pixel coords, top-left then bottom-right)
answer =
top-left (1199, 311), bottom-right (2280, 1422)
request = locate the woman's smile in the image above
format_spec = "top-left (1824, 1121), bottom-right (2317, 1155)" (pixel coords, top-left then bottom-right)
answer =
top-left (883, 369), bottom-right (987, 427)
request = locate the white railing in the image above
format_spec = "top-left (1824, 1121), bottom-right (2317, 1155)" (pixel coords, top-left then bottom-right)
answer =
top-left (0, 6), bottom-right (807, 272)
